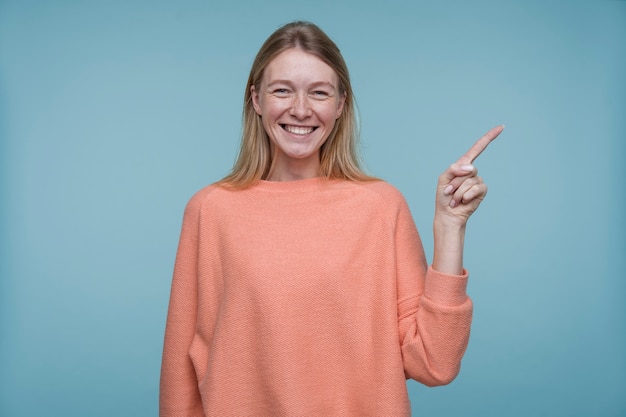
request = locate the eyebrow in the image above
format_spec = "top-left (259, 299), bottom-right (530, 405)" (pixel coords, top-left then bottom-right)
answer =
top-left (266, 80), bottom-right (337, 90)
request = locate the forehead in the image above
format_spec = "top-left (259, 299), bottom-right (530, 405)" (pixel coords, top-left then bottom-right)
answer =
top-left (263, 48), bottom-right (339, 85)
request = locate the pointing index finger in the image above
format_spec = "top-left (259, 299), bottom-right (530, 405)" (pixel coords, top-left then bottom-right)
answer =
top-left (458, 125), bottom-right (505, 165)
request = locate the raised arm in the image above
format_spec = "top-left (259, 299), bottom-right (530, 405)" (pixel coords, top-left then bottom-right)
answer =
top-left (432, 125), bottom-right (504, 274)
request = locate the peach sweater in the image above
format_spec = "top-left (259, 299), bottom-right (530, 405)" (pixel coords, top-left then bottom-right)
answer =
top-left (160, 178), bottom-right (472, 417)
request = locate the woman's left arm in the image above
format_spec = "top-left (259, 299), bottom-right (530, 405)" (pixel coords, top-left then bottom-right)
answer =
top-left (398, 125), bottom-right (504, 386)
top-left (432, 125), bottom-right (504, 275)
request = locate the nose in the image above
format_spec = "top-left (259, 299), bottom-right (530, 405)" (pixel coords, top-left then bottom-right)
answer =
top-left (289, 92), bottom-right (312, 119)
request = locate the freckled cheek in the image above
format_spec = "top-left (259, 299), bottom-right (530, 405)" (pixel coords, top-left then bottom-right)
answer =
top-left (260, 109), bottom-right (286, 126)
top-left (311, 103), bottom-right (339, 121)
top-left (320, 109), bottom-right (341, 125)
top-left (270, 102), bottom-right (293, 119)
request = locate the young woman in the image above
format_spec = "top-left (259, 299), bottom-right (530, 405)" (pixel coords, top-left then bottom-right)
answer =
top-left (160, 20), bottom-right (503, 416)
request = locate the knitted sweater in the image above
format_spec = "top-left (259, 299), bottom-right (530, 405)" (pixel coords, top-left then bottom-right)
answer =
top-left (160, 177), bottom-right (473, 417)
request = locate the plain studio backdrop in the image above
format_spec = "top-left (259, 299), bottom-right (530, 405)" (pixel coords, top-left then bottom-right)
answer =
top-left (1, 1), bottom-right (624, 416)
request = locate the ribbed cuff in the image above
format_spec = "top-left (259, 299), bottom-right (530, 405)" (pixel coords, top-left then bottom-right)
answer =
top-left (424, 266), bottom-right (469, 306)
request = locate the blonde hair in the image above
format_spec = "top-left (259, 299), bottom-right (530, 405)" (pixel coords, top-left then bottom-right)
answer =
top-left (219, 21), bottom-right (376, 188)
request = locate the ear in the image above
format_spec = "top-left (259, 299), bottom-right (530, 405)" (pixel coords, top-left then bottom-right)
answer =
top-left (251, 85), bottom-right (262, 115)
top-left (336, 92), bottom-right (346, 119)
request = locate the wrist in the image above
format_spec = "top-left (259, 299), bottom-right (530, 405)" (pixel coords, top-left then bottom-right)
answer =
top-left (433, 214), bottom-right (467, 235)
top-left (432, 215), bottom-right (466, 275)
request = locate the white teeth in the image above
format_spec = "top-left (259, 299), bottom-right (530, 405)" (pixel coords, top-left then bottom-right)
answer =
top-left (284, 125), bottom-right (314, 135)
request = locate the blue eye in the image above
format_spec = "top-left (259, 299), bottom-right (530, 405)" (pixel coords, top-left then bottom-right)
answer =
top-left (273, 88), bottom-right (290, 97)
top-left (311, 90), bottom-right (330, 99)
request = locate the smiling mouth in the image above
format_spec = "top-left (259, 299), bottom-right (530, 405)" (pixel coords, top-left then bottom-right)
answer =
top-left (282, 124), bottom-right (317, 135)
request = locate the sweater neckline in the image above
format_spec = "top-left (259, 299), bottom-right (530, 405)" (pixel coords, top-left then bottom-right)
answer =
top-left (253, 177), bottom-right (338, 193)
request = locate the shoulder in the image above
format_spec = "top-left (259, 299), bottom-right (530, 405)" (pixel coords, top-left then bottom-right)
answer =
top-left (353, 180), bottom-right (408, 206)
top-left (339, 180), bottom-right (412, 221)
top-left (182, 183), bottom-right (224, 215)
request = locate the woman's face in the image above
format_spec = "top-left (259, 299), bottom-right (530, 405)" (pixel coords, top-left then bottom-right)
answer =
top-left (251, 48), bottom-right (345, 180)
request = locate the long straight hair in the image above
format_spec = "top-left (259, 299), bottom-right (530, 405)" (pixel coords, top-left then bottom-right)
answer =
top-left (219, 21), bottom-right (376, 188)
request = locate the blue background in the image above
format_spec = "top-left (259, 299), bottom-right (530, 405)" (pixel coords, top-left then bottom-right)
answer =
top-left (1, 1), bottom-right (624, 416)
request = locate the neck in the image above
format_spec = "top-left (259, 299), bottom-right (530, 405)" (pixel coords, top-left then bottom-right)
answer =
top-left (266, 155), bottom-right (321, 182)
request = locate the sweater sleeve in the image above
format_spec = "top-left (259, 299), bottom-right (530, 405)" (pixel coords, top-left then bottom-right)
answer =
top-left (395, 197), bottom-right (473, 386)
top-left (160, 191), bottom-right (206, 417)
